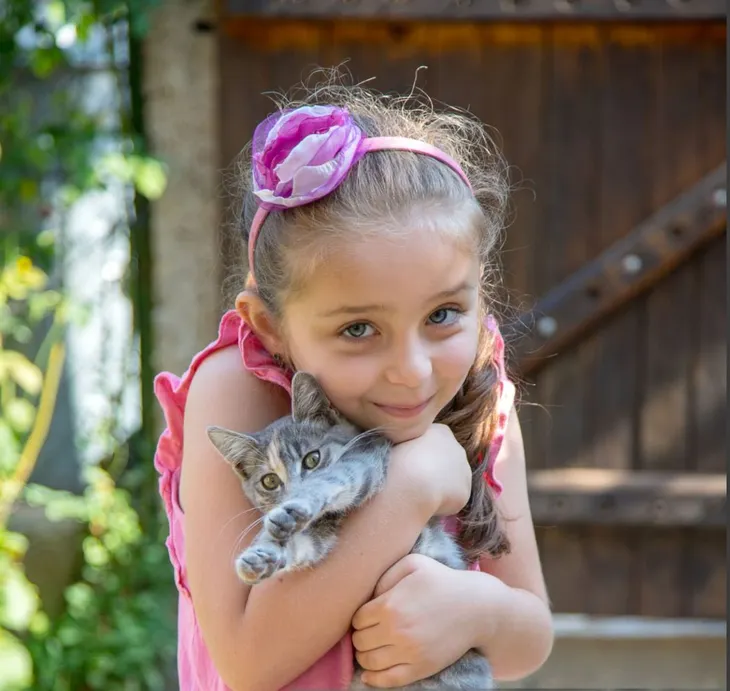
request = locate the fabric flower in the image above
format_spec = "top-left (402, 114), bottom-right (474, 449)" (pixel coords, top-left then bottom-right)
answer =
top-left (251, 105), bottom-right (365, 210)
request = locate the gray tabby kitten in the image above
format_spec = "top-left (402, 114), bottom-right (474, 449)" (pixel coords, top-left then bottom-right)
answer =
top-left (207, 371), bottom-right (496, 690)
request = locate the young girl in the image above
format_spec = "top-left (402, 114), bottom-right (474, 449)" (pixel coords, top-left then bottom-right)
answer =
top-left (153, 76), bottom-right (553, 691)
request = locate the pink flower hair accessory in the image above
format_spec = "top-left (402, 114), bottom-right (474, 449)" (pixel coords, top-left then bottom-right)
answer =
top-left (248, 105), bottom-right (472, 283)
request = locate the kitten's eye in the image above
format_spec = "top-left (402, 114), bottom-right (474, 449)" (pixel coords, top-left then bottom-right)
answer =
top-left (302, 450), bottom-right (321, 470)
top-left (260, 473), bottom-right (281, 491)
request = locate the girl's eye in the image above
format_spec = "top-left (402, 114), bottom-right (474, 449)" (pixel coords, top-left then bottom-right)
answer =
top-left (302, 450), bottom-right (321, 470)
top-left (341, 322), bottom-right (375, 339)
top-left (260, 473), bottom-right (282, 491)
top-left (428, 308), bottom-right (461, 326)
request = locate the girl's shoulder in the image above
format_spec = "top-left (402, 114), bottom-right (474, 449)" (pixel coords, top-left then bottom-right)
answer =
top-left (153, 311), bottom-right (291, 476)
top-left (185, 344), bottom-right (290, 428)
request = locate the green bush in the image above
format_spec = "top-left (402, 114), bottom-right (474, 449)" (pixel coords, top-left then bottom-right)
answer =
top-left (0, 2), bottom-right (175, 689)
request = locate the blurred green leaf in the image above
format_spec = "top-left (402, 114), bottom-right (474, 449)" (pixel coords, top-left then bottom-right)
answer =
top-left (1, 2), bottom-right (175, 688)
top-left (0, 565), bottom-right (40, 630)
top-left (131, 156), bottom-right (167, 200)
top-left (0, 629), bottom-right (33, 690)
top-left (4, 397), bottom-right (36, 433)
top-left (0, 351), bottom-right (43, 394)
top-left (46, 1), bottom-right (66, 28)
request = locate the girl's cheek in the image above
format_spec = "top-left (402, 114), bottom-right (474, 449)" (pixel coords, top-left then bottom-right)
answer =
top-left (312, 360), bottom-right (375, 403)
top-left (437, 333), bottom-right (479, 378)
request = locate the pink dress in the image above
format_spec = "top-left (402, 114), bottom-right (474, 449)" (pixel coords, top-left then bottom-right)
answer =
top-left (153, 310), bottom-right (516, 691)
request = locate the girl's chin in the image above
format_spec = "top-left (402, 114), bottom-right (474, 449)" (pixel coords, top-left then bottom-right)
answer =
top-left (345, 404), bottom-right (440, 444)
top-left (379, 419), bottom-right (434, 445)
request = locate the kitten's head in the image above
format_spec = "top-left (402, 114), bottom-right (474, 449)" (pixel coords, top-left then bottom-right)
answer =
top-left (207, 371), bottom-right (361, 512)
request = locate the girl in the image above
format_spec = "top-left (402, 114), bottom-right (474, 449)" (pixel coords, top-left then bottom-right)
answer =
top-left (154, 75), bottom-right (554, 691)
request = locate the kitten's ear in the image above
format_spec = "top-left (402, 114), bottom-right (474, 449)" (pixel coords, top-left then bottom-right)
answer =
top-left (291, 371), bottom-right (340, 425)
top-left (207, 426), bottom-right (260, 476)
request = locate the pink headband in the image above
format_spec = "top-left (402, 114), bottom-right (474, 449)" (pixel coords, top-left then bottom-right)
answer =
top-left (248, 105), bottom-right (472, 284)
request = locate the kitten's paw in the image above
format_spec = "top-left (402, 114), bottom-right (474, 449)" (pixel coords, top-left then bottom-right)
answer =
top-left (235, 543), bottom-right (285, 585)
top-left (265, 500), bottom-right (314, 542)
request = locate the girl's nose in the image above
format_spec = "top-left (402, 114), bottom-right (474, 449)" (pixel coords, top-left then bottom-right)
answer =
top-left (384, 337), bottom-right (433, 388)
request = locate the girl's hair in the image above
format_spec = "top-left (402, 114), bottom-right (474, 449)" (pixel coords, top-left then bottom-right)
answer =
top-left (232, 68), bottom-right (512, 561)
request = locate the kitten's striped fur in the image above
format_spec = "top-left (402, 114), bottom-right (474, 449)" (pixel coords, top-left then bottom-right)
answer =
top-left (208, 371), bottom-right (495, 690)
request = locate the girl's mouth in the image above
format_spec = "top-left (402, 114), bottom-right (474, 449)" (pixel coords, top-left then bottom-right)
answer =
top-left (374, 397), bottom-right (434, 419)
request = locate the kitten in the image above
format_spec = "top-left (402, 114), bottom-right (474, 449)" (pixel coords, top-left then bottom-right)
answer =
top-left (207, 371), bottom-right (498, 690)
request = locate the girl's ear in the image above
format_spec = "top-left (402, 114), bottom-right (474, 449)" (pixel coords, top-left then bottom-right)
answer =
top-left (236, 290), bottom-right (286, 358)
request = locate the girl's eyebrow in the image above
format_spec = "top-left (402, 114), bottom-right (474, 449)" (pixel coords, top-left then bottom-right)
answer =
top-left (319, 281), bottom-right (475, 319)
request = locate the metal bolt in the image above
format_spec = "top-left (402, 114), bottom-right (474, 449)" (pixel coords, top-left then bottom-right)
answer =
top-left (621, 253), bottom-right (643, 275)
top-left (712, 188), bottom-right (727, 208)
top-left (537, 316), bottom-right (558, 339)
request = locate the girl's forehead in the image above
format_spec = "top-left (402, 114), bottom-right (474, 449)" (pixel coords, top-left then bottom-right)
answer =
top-left (290, 232), bottom-right (480, 313)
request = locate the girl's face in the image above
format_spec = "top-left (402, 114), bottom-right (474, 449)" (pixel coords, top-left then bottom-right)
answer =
top-left (281, 231), bottom-right (481, 444)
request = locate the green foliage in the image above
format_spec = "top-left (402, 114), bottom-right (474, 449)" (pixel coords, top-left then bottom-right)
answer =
top-left (23, 468), bottom-right (176, 691)
top-left (0, 1), bottom-right (174, 689)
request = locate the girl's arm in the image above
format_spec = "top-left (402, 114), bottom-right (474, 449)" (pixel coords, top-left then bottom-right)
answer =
top-left (180, 346), bottom-right (469, 691)
top-left (348, 404), bottom-right (553, 688)
top-left (473, 404), bottom-right (554, 680)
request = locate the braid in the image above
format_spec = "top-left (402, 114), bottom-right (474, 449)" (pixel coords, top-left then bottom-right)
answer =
top-left (436, 321), bottom-right (512, 562)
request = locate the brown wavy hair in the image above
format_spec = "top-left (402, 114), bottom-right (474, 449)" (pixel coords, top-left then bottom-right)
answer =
top-left (230, 68), bottom-right (513, 563)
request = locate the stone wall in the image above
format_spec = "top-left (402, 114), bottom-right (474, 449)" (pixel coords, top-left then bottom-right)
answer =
top-left (143, 0), bottom-right (221, 384)
top-left (502, 615), bottom-right (726, 689)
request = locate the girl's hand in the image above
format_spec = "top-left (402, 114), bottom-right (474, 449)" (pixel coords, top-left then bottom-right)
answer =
top-left (351, 553), bottom-right (494, 688)
top-left (391, 424), bottom-right (471, 517)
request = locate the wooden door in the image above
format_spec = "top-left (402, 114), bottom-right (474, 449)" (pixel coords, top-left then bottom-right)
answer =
top-left (217, 10), bottom-right (726, 619)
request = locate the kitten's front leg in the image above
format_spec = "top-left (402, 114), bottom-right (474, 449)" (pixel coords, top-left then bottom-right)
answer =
top-left (264, 498), bottom-right (318, 543)
top-left (235, 532), bottom-right (286, 585)
top-left (270, 441), bottom-right (390, 539)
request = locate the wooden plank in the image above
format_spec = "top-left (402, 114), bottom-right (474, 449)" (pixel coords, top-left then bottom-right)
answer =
top-left (539, 30), bottom-right (603, 471)
top-left (218, 20), bottom-right (726, 51)
top-left (692, 238), bottom-right (727, 473)
top-left (693, 38), bottom-right (727, 476)
top-left (637, 528), bottom-right (689, 617)
top-left (529, 468), bottom-right (726, 495)
top-left (687, 531), bottom-right (726, 618)
top-left (641, 39), bottom-right (699, 474)
top-left (218, 33), bottom-right (275, 292)
top-left (483, 28), bottom-right (546, 479)
top-left (528, 468), bottom-right (726, 527)
top-left (687, 35), bottom-right (726, 621)
top-left (484, 28), bottom-right (544, 321)
top-left (511, 164), bottom-right (726, 376)
top-left (636, 35), bottom-right (699, 620)
top-left (581, 33), bottom-right (652, 618)
top-left (584, 526), bottom-right (639, 615)
top-left (223, 0), bottom-right (726, 21)
top-left (532, 30), bottom-right (603, 616)
top-left (536, 526), bottom-right (588, 614)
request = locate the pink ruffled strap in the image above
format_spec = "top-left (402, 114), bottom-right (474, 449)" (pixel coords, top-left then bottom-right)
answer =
top-left (481, 315), bottom-right (516, 497)
top-left (238, 319), bottom-right (293, 395)
top-left (153, 310), bottom-right (245, 600)
top-left (153, 310), bottom-right (243, 473)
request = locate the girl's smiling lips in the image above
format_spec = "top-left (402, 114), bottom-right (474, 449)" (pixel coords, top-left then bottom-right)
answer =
top-left (373, 396), bottom-right (435, 418)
